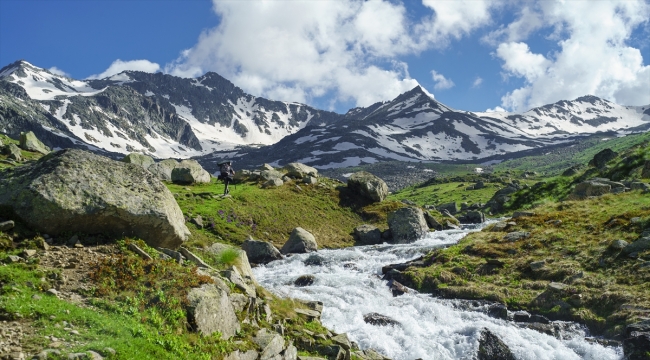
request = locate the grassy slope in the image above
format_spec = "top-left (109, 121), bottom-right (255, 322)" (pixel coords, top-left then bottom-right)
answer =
top-left (396, 140), bottom-right (650, 337)
top-left (166, 176), bottom-right (392, 250)
top-left (493, 132), bottom-right (650, 176)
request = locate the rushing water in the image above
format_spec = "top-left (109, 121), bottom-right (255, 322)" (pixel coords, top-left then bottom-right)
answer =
top-left (253, 226), bottom-right (623, 360)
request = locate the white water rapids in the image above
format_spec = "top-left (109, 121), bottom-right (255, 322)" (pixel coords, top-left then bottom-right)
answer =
top-left (253, 226), bottom-right (623, 360)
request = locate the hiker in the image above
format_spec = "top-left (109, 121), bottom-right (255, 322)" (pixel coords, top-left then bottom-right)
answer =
top-left (218, 161), bottom-right (235, 195)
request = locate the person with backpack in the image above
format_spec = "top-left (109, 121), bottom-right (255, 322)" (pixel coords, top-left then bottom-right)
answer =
top-left (218, 161), bottom-right (235, 195)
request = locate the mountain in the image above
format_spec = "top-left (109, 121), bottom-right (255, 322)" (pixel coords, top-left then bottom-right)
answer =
top-left (1, 60), bottom-right (648, 171)
top-left (0, 60), bottom-right (339, 158)
top-left (197, 86), bottom-right (650, 172)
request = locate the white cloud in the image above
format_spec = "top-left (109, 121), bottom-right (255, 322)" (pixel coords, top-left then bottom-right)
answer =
top-left (472, 77), bottom-right (483, 88)
top-left (165, 0), bottom-right (497, 109)
top-left (48, 66), bottom-right (69, 77)
top-left (87, 59), bottom-right (161, 80)
top-left (494, 0), bottom-right (650, 112)
top-left (431, 70), bottom-right (454, 90)
top-left (485, 106), bottom-right (506, 113)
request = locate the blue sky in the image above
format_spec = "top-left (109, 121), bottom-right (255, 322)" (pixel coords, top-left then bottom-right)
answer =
top-left (1, 0), bottom-right (649, 114)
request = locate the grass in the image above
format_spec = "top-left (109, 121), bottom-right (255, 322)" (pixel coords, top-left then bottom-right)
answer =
top-left (493, 132), bottom-right (650, 176)
top-left (0, 133), bottom-right (44, 169)
top-left (167, 176), bottom-right (388, 249)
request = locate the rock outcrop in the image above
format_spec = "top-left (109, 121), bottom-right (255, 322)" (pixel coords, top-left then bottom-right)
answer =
top-left (281, 227), bottom-right (318, 254)
top-left (347, 171), bottom-right (389, 203)
top-left (387, 207), bottom-right (429, 243)
top-left (589, 148), bottom-right (618, 169)
top-left (171, 160), bottom-right (211, 184)
top-left (19, 131), bottom-right (50, 155)
top-left (0, 149), bottom-right (190, 248)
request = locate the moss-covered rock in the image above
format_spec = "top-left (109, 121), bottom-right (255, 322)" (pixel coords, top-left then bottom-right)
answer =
top-left (0, 149), bottom-right (190, 248)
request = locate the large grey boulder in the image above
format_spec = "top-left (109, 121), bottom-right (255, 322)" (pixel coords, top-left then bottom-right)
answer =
top-left (172, 160), bottom-right (211, 184)
top-left (354, 224), bottom-right (382, 245)
top-left (186, 284), bottom-right (240, 339)
top-left (281, 227), bottom-right (318, 254)
top-left (242, 237), bottom-right (283, 264)
top-left (121, 153), bottom-right (154, 169)
top-left (148, 159), bottom-right (178, 181)
top-left (283, 163), bottom-right (318, 178)
top-left (460, 211), bottom-right (485, 224)
top-left (387, 207), bottom-right (429, 243)
top-left (0, 149), bottom-right (189, 248)
top-left (570, 180), bottom-right (611, 199)
top-left (477, 328), bottom-right (516, 360)
top-left (622, 236), bottom-right (650, 255)
top-left (260, 169), bottom-right (283, 181)
top-left (589, 148), bottom-right (618, 169)
top-left (19, 131), bottom-right (50, 155)
top-left (347, 171), bottom-right (389, 203)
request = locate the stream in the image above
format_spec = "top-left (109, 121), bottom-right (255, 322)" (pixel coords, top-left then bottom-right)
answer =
top-left (253, 225), bottom-right (623, 360)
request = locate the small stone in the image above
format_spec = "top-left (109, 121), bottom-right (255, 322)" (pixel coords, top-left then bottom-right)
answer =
top-left (70, 330), bottom-right (80, 335)
top-left (5, 255), bottom-right (22, 263)
top-left (530, 260), bottom-right (545, 271)
top-left (547, 282), bottom-right (567, 292)
top-left (21, 249), bottom-right (37, 258)
top-left (0, 220), bottom-right (15, 232)
top-left (609, 239), bottom-right (628, 250)
top-left (32, 294), bottom-right (42, 300)
top-left (46, 288), bottom-right (59, 296)
top-left (503, 231), bottom-right (530, 242)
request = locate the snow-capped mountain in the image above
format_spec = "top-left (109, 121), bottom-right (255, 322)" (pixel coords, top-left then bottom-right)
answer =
top-left (0, 60), bottom-right (338, 158)
top-left (197, 86), bottom-right (650, 171)
top-left (1, 60), bottom-right (648, 170)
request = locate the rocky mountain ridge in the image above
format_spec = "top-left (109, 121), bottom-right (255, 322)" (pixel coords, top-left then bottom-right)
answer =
top-left (1, 60), bottom-right (649, 173)
top-left (0, 60), bottom-right (338, 159)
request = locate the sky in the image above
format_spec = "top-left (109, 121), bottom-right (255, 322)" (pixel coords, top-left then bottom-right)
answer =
top-left (1, 0), bottom-right (649, 114)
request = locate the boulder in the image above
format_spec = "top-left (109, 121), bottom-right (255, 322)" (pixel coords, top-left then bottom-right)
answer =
top-left (387, 207), bottom-right (429, 243)
top-left (630, 182), bottom-right (650, 191)
top-left (437, 202), bottom-right (458, 215)
top-left (171, 160), bottom-right (211, 184)
top-left (570, 180), bottom-right (611, 199)
top-left (260, 164), bottom-right (275, 171)
top-left (224, 350), bottom-right (259, 360)
top-left (253, 329), bottom-right (285, 360)
top-left (589, 148), bottom-right (618, 169)
top-left (148, 159), bottom-right (178, 181)
top-left (303, 176), bottom-right (318, 185)
top-left (363, 313), bottom-right (400, 327)
top-left (283, 163), bottom-right (318, 178)
top-left (460, 211), bottom-right (485, 224)
top-left (3, 143), bottom-right (22, 161)
top-left (19, 131), bottom-right (50, 155)
top-left (477, 328), bottom-right (516, 360)
top-left (121, 153), bottom-right (154, 169)
top-left (562, 165), bottom-right (582, 177)
top-left (206, 243), bottom-right (256, 283)
top-left (0, 149), bottom-right (189, 248)
top-left (294, 275), bottom-right (315, 287)
top-left (221, 266), bottom-right (256, 297)
top-left (623, 331), bottom-right (650, 360)
top-left (609, 239), bottom-right (628, 251)
top-left (354, 224), bottom-right (382, 245)
top-left (503, 231), bottom-right (530, 242)
top-left (347, 171), bottom-right (389, 203)
top-left (485, 185), bottom-right (519, 213)
top-left (622, 236), bottom-right (650, 255)
top-left (263, 178), bottom-right (284, 188)
top-left (626, 320), bottom-right (650, 337)
top-left (304, 253), bottom-right (326, 266)
top-left (281, 227), bottom-right (318, 254)
top-left (424, 211), bottom-right (443, 230)
top-left (242, 237), bottom-right (283, 264)
top-left (0, 220), bottom-right (14, 232)
top-left (260, 169), bottom-right (283, 182)
top-left (186, 284), bottom-right (240, 339)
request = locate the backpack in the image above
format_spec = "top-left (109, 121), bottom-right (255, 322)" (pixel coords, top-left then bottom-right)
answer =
top-left (219, 163), bottom-right (233, 179)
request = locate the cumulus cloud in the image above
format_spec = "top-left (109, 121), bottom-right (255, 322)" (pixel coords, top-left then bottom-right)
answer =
top-left (431, 70), bottom-right (455, 90)
top-left (48, 66), bottom-right (70, 77)
top-left (472, 77), bottom-right (483, 88)
top-left (485, 106), bottom-right (506, 113)
top-left (87, 59), bottom-right (161, 80)
top-left (165, 0), bottom-right (497, 109)
top-left (493, 0), bottom-right (650, 112)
